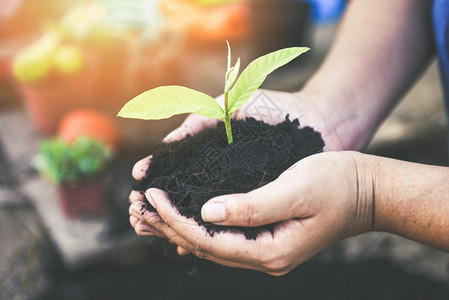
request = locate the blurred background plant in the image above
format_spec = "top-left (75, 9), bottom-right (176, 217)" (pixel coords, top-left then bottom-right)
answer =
top-left (1, 0), bottom-right (326, 138)
top-left (30, 108), bottom-right (119, 218)
top-left (32, 107), bottom-right (119, 186)
top-left (5, 1), bottom-right (176, 134)
top-left (12, 32), bottom-right (85, 84)
top-left (32, 136), bottom-right (111, 186)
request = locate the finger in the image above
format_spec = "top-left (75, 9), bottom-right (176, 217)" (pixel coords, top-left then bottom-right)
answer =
top-left (129, 215), bottom-right (139, 227)
top-left (129, 200), bottom-right (166, 226)
top-left (145, 188), bottom-right (270, 263)
top-left (163, 114), bottom-right (219, 143)
top-left (130, 215), bottom-right (153, 235)
top-left (132, 155), bottom-right (152, 180)
top-left (129, 200), bottom-right (166, 227)
top-left (129, 201), bottom-right (149, 221)
top-left (134, 222), bottom-right (155, 236)
top-left (129, 190), bottom-right (144, 204)
top-left (146, 203), bottom-right (292, 274)
top-left (177, 246), bottom-right (191, 256)
top-left (146, 189), bottom-right (319, 275)
top-left (129, 203), bottom-right (146, 221)
top-left (200, 171), bottom-right (305, 227)
top-left (130, 213), bottom-right (166, 238)
top-left (144, 209), bottom-right (254, 269)
top-left (136, 220), bottom-right (166, 238)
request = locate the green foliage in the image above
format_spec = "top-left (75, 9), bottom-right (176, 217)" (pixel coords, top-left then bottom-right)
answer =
top-left (118, 86), bottom-right (224, 120)
top-left (224, 41), bottom-right (241, 93)
top-left (118, 43), bottom-right (310, 144)
top-left (228, 47), bottom-right (310, 114)
top-left (32, 137), bottom-right (111, 185)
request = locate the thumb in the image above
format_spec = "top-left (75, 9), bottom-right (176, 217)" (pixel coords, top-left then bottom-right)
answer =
top-left (201, 175), bottom-right (302, 227)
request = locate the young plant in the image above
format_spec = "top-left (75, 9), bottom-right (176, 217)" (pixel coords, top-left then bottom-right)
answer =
top-left (32, 136), bottom-right (112, 185)
top-left (118, 43), bottom-right (309, 144)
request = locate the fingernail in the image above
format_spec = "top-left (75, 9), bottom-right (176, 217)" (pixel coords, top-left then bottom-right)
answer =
top-left (201, 202), bottom-right (226, 223)
top-left (163, 130), bottom-right (179, 143)
top-left (130, 202), bottom-right (146, 219)
top-left (145, 189), bottom-right (155, 207)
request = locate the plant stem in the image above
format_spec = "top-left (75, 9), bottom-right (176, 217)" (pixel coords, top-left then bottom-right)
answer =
top-left (224, 91), bottom-right (233, 144)
top-left (223, 115), bottom-right (233, 144)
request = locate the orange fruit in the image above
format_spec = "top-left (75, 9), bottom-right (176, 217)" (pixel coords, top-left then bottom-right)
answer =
top-left (58, 109), bottom-right (119, 150)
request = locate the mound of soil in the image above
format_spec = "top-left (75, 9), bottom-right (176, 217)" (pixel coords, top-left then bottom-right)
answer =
top-left (134, 116), bottom-right (325, 239)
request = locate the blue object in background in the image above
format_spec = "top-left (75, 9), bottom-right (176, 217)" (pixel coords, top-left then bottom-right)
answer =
top-left (300, 0), bottom-right (346, 24)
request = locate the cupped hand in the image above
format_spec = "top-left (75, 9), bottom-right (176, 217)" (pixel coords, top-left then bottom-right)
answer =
top-left (128, 181), bottom-right (191, 255)
top-left (133, 151), bottom-right (374, 275)
top-left (128, 89), bottom-right (352, 254)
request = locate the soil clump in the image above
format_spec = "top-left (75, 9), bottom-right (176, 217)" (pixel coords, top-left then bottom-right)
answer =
top-left (134, 116), bottom-right (325, 239)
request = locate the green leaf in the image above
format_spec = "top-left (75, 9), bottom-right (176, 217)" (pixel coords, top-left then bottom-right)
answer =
top-left (118, 86), bottom-right (224, 120)
top-left (225, 41), bottom-right (240, 93)
top-left (226, 40), bottom-right (232, 71)
top-left (225, 57), bottom-right (240, 92)
top-left (228, 47), bottom-right (310, 114)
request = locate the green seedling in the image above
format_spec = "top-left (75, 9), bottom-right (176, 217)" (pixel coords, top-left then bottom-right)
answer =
top-left (118, 42), bottom-right (309, 144)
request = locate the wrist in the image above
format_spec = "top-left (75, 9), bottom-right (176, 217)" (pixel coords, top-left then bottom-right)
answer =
top-left (348, 151), bottom-right (378, 234)
top-left (294, 89), bottom-right (372, 151)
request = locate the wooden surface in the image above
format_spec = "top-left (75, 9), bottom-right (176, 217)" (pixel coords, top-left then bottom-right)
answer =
top-left (0, 105), bottom-right (141, 270)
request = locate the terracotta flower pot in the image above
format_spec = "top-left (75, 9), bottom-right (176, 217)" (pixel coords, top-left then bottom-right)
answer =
top-left (84, 44), bottom-right (129, 109)
top-left (13, 46), bottom-right (126, 134)
top-left (16, 70), bottom-right (96, 134)
top-left (57, 180), bottom-right (104, 219)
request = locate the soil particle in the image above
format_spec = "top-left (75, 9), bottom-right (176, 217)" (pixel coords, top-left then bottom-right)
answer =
top-left (134, 116), bottom-right (325, 239)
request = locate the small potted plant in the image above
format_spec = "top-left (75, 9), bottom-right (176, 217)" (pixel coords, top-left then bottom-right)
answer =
top-left (32, 135), bottom-right (112, 219)
top-left (32, 108), bottom-right (118, 218)
top-left (118, 43), bottom-right (325, 239)
top-left (32, 107), bottom-right (119, 219)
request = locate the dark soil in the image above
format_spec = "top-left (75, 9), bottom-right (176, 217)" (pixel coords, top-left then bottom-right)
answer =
top-left (134, 116), bottom-right (325, 239)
